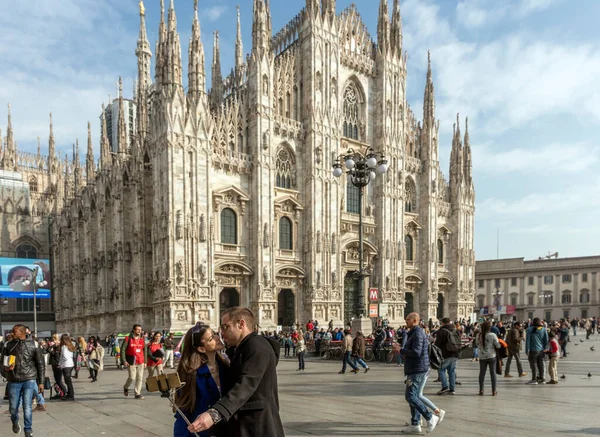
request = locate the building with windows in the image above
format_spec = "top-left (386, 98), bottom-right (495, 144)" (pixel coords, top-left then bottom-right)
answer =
top-left (475, 256), bottom-right (600, 321)
top-left (43, 0), bottom-right (475, 336)
top-left (101, 98), bottom-right (137, 154)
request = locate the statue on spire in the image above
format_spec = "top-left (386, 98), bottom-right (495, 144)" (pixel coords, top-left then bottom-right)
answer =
top-left (139, 0), bottom-right (145, 16)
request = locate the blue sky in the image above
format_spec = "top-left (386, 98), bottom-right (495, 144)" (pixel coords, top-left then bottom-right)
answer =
top-left (1, 0), bottom-right (599, 261)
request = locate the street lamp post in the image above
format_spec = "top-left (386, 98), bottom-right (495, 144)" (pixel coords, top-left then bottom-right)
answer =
top-left (492, 286), bottom-right (504, 307)
top-left (22, 266), bottom-right (47, 338)
top-left (332, 146), bottom-right (388, 323)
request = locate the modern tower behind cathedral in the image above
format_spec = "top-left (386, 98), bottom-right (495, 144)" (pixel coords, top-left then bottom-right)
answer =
top-left (0, 0), bottom-right (477, 336)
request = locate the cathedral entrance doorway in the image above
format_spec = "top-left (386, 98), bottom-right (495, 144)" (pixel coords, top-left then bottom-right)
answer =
top-left (277, 289), bottom-right (295, 327)
top-left (437, 293), bottom-right (444, 320)
top-left (404, 292), bottom-right (414, 318)
top-left (344, 274), bottom-right (359, 326)
top-left (220, 288), bottom-right (239, 315)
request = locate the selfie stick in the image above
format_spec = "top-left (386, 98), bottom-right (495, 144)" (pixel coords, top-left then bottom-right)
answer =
top-left (167, 382), bottom-right (200, 437)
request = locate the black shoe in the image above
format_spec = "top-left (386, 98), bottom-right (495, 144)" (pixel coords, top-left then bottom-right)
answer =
top-left (364, 367), bottom-right (370, 373)
top-left (12, 420), bottom-right (21, 434)
top-left (25, 432), bottom-right (33, 437)
top-left (437, 388), bottom-right (450, 395)
top-left (338, 371), bottom-right (345, 374)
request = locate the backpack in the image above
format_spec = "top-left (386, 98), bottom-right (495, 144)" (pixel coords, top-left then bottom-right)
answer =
top-left (428, 342), bottom-right (444, 370)
top-left (446, 330), bottom-right (462, 353)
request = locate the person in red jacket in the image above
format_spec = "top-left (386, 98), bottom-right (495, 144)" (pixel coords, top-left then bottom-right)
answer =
top-left (120, 324), bottom-right (147, 400)
top-left (146, 332), bottom-right (164, 377)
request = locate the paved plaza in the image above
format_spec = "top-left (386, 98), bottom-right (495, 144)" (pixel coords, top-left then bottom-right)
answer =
top-left (1, 335), bottom-right (599, 437)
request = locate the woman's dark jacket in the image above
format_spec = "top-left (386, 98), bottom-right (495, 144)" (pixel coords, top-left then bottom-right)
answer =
top-left (174, 359), bottom-right (228, 437)
top-left (213, 332), bottom-right (284, 437)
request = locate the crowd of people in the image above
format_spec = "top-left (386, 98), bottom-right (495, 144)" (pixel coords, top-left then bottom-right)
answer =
top-left (0, 312), bottom-right (596, 436)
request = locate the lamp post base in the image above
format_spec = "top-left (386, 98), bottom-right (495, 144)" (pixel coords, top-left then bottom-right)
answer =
top-left (351, 316), bottom-right (373, 336)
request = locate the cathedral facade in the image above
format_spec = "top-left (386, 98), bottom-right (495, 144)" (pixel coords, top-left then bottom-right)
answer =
top-left (44, 0), bottom-right (476, 335)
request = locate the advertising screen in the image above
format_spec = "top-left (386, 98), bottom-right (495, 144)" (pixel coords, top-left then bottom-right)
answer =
top-left (0, 258), bottom-right (51, 299)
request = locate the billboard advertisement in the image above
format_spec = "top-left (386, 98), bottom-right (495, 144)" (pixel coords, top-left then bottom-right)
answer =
top-left (0, 258), bottom-right (51, 299)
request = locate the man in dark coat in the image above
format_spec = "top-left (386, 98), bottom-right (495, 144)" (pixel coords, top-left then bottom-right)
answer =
top-left (188, 307), bottom-right (284, 437)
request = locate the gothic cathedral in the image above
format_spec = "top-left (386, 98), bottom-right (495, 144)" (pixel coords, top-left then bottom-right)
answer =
top-left (45, 0), bottom-right (476, 335)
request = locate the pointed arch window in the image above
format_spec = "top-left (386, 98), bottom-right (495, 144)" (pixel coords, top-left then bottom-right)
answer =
top-left (16, 244), bottom-right (37, 259)
top-left (437, 239), bottom-right (444, 264)
top-left (405, 235), bottom-right (414, 261)
top-left (405, 178), bottom-right (417, 213)
top-left (279, 217), bottom-right (293, 250)
top-left (342, 83), bottom-right (361, 140)
top-left (221, 208), bottom-right (237, 245)
top-left (28, 176), bottom-right (38, 193)
top-left (275, 147), bottom-right (296, 189)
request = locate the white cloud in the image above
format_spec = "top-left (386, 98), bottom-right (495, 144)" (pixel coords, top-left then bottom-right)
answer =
top-left (517, 0), bottom-right (559, 16)
top-left (456, 1), bottom-right (507, 29)
top-left (201, 6), bottom-right (228, 22)
top-left (473, 142), bottom-right (600, 174)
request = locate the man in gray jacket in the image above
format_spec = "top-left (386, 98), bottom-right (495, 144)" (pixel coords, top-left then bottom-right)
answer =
top-left (525, 318), bottom-right (549, 384)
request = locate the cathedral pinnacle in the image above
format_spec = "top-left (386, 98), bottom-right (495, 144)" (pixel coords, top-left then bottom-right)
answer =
top-left (163, 0), bottom-right (183, 94)
top-left (423, 51), bottom-right (435, 125)
top-left (252, 0), bottom-right (271, 55)
top-left (210, 30), bottom-right (223, 109)
top-left (86, 121), bottom-right (95, 183)
top-left (117, 77), bottom-right (128, 155)
top-left (188, 0), bottom-right (206, 104)
top-left (136, 0), bottom-right (152, 144)
top-left (236, 5), bottom-right (244, 75)
top-left (391, 0), bottom-right (403, 57)
top-left (100, 103), bottom-right (111, 170)
top-left (377, 0), bottom-right (391, 55)
top-left (48, 112), bottom-right (56, 172)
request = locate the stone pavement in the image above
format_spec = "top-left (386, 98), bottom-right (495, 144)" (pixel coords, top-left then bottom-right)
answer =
top-left (0, 335), bottom-right (599, 437)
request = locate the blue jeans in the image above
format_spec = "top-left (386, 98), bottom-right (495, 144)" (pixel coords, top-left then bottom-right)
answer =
top-left (341, 351), bottom-right (358, 372)
top-left (405, 372), bottom-right (433, 426)
top-left (9, 379), bottom-right (37, 433)
top-left (439, 357), bottom-right (457, 391)
top-left (473, 347), bottom-right (479, 359)
top-left (354, 357), bottom-right (368, 369)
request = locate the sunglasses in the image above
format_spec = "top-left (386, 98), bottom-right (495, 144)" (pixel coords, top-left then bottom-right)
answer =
top-left (191, 322), bottom-right (210, 348)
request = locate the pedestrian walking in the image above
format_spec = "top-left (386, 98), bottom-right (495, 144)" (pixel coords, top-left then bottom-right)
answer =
top-left (187, 307), bottom-right (284, 437)
top-left (352, 331), bottom-right (370, 373)
top-left (147, 332), bottom-right (165, 378)
top-left (547, 332), bottom-right (560, 384)
top-left (0, 324), bottom-right (46, 437)
top-left (434, 318), bottom-right (461, 395)
top-left (295, 330), bottom-right (306, 371)
top-left (471, 322), bottom-right (480, 362)
top-left (397, 312), bottom-right (441, 434)
top-left (174, 322), bottom-right (229, 437)
top-left (477, 321), bottom-right (500, 396)
top-left (525, 318), bottom-right (549, 384)
top-left (121, 324), bottom-right (147, 400)
top-left (85, 336), bottom-right (103, 382)
top-left (163, 333), bottom-right (175, 369)
top-left (504, 321), bottom-right (526, 378)
top-left (58, 334), bottom-right (76, 401)
top-left (339, 329), bottom-right (359, 374)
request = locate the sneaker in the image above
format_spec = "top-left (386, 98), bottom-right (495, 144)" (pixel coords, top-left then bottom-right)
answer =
top-left (504, 374), bottom-right (513, 378)
top-left (25, 432), bottom-right (33, 437)
top-left (437, 409), bottom-right (446, 424)
top-left (519, 372), bottom-right (527, 377)
top-left (400, 424), bottom-right (422, 435)
top-left (448, 391), bottom-right (455, 395)
top-left (526, 380), bottom-right (538, 385)
top-left (427, 414), bottom-right (440, 433)
top-left (539, 380), bottom-right (546, 385)
top-left (135, 395), bottom-right (145, 400)
top-left (12, 420), bottom-right (21, 434)
top-left (338, 371), bottom-right (345, 374)
top-left (33, 404), bottom-right (46, 412)
top-left (364, 367), bottom-right (369, 373)
top-left (437, 388), bottom-right (449, 395)
top-left (351, 369), bottom-right (359, 374)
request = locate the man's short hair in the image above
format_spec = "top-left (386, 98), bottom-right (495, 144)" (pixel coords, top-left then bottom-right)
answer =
top-left (222, 306), bottom-right (255, 330)
top-left (12, 324), bottom-right (26, 334)
top-left (441, 317), bottom-right (451, 325)
top-left (132, 324), bottom-right (142, 331)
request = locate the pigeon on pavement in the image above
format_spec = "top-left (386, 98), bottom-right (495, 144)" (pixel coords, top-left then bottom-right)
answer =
top-left (591, 346), bottom-right (596, 352)
top-left (580, 339), bottom-right (584, 343)
top-left (588, 373), bottom-right (592, 378)
top-left (560, 375), bottom-right (566, 380)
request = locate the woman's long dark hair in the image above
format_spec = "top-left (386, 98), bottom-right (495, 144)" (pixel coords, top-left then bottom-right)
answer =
top-left (479, 321), bottom-right (491, 348)
top-left (175, 324), bottom-right (224, 414)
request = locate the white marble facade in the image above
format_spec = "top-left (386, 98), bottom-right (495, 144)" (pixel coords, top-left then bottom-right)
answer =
top-left (46, 0), bottom-right (476, 336)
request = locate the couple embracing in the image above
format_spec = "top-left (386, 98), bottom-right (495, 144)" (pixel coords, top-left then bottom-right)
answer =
top-left (174, 306), bottom-right (284, 437)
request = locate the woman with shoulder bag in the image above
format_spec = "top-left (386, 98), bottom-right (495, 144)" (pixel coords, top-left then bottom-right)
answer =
top-left (174, 322), bottom-right (229, 437)
top-left (294, 329), bottom-right (306, 371)
top-left (477, 321), bottom-right (500, 396)
top-left (86, 336), bottom-right (103, 382)
top-left (147, 332), bottom-right (165, 377)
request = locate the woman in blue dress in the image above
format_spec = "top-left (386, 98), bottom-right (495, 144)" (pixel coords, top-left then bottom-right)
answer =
top-left (174, 323), bottom-right (228, 437)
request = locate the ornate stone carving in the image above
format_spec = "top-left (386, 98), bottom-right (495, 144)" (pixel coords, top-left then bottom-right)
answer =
top-left (331, 233), bottom-right (337, 254)
top-left (176, 260), bottom-right (184, 284)
top-left (316, 231), bottom-right (321, 253)
top-left (263, 223), bottom-right (270, 248)
top-left (199, 214), bottom-right (207, 241)
top-left (176, 210), bottom-right (183, 240)
top-left (124, 242), bottom-right (132, 262)
top-left (199, 263), bottom-right (207, 284)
